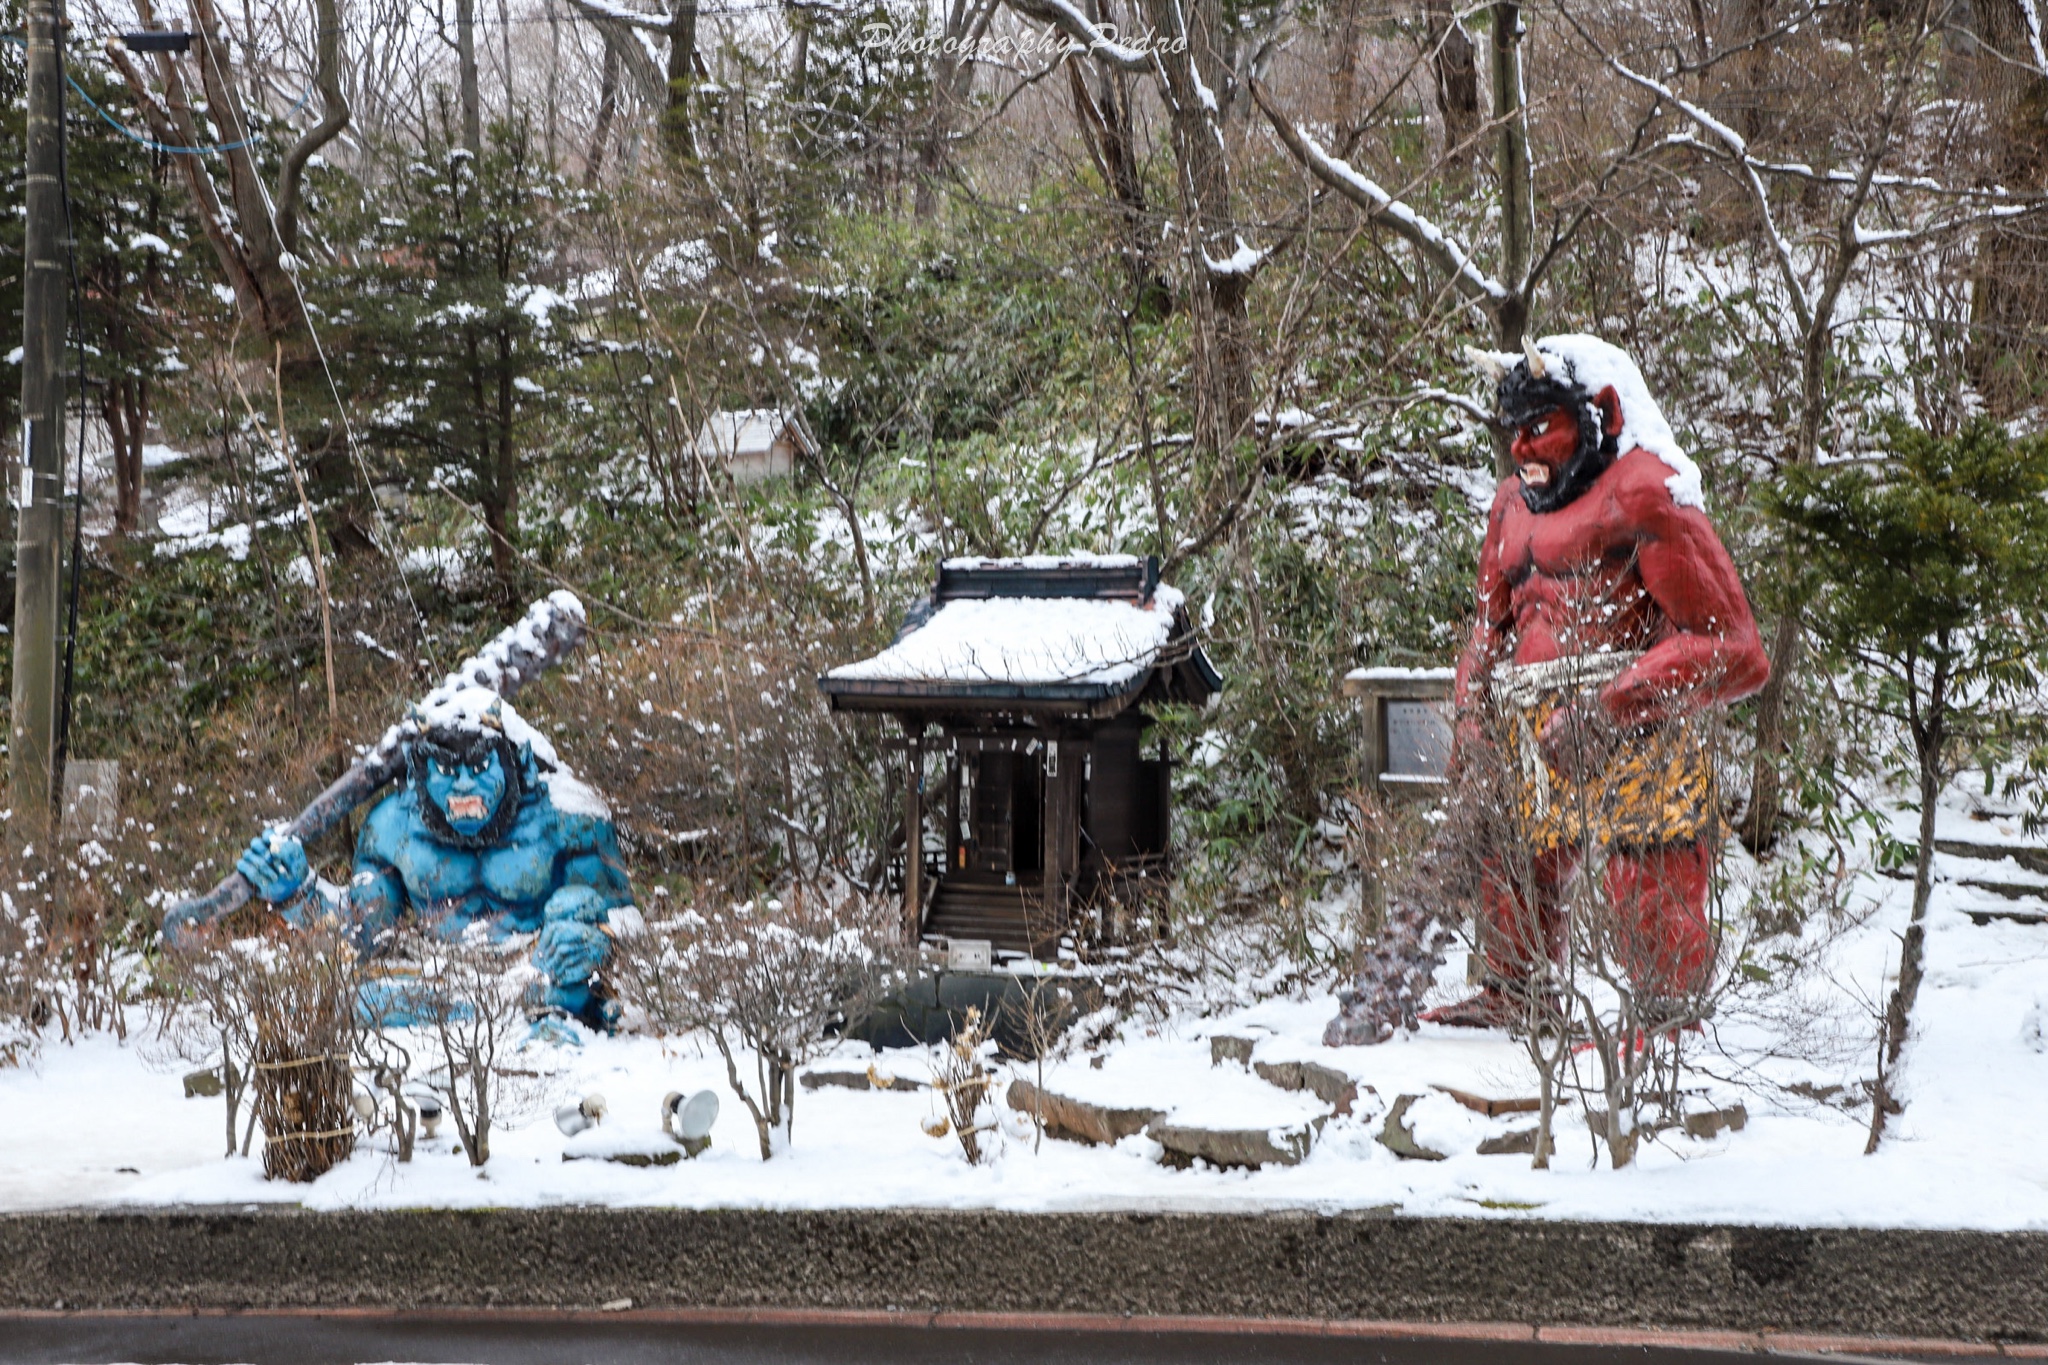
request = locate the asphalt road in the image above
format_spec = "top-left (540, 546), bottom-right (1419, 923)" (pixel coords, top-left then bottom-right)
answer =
top-left (0, 1317), bottom-right (2004, 1365)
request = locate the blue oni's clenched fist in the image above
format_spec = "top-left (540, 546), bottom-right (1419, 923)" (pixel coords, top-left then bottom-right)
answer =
top-left (232, 693), bottom-right (634, 1031)
top-left (237, 828), bottom-right (312, 905)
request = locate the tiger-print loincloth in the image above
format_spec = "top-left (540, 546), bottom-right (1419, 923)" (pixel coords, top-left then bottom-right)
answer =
top-left (1489, 652), bottom-right (1716, 851)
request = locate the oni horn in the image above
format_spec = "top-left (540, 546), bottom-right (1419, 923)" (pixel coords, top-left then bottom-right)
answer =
top-left (1461, 345), bottom-right (1506, 382)
top-left (1522, 336), bottom-right (1548, 379)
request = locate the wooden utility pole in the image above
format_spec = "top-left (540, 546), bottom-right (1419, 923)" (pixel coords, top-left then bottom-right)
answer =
top-left (11, 0), bottom-right (68, 839)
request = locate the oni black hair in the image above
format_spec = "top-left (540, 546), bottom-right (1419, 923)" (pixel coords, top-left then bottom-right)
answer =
top-left (1498, 357), bottom-right (1619, 514)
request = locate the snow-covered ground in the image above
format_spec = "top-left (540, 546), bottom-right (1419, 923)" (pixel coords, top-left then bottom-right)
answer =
top-left (2, 793), bottom-right (2044, 1228)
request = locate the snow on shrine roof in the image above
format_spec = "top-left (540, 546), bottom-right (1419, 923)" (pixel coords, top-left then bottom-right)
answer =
top-left (827, 586), bottom-right (1185, 689)
top-left (821, 556), bottom-right (1220, 708)
top-left (693, 409), bottom-right (812, 461)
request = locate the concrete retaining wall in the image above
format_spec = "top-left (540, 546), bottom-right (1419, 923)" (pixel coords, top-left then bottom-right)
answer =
top-left (1, 1208), bottom-right (2042, 1343)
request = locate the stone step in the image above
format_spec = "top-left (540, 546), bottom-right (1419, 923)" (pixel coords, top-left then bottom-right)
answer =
top-left (925, 880), bottom-right (1057, 955)
top-left (1935, 838), bottom-right (2048, 878)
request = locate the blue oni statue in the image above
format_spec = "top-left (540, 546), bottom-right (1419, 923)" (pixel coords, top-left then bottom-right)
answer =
top-left (235, 696), bottom-right (632, 1032)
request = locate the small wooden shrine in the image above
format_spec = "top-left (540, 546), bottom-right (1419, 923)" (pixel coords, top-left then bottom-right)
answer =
top-left (820, 555), bottom-right (1222, 957)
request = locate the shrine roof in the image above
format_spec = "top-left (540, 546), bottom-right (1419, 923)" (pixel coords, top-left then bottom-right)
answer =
top-left (819, 556), bottom-right (1222, 714)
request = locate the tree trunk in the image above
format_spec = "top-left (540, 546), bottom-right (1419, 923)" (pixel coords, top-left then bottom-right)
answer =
top-left (497, 0), bottom-right (516, 115)
top-left (1426, 0), bottom-right (1479, 156)
top-left (1867, 659), bottom-right (1947, 1152)
top-left (545, 0), bottom-right (561, 167)
top-left (489, 336), bottom-right (519, 616)
top-left (663, 0), bottom-right (698, 161)
top-left (1145, 0), bottom-right (1253, 454)
top-left (587, 33), bottom-right (621, 185)
top-left (102, 377), bottom-right (147, 538)
top-left (1485, 1), bottom-right (1532, 476)
top-left (788, 1), bottom-right (811, 99)
top-left (1489, 2), bottom-right (1533, 298)
top-left (1330, 0), bottom-right (1363, 130)
top-left (458, 0), bottom-right (483, 155)
top-left (1738, 610), bottom-right (1800, 849)
top-left (1067, 22), bottom-right (1166, 317)
top-left (1746, 234), bottom-right (1868, 848)
top-left (917, 0), bottom-right (992, 216)
top-left (109, 0), bottom-right (349, 342)
top-left (1967, 0), bottom-right (2048, 414)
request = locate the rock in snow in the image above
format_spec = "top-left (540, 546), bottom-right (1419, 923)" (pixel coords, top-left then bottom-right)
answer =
top-left (1006, 1079), bottom-right (1163, 1146)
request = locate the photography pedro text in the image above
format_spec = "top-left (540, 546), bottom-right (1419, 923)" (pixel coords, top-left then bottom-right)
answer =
top-left (859, 23), bottom-right (1188, 59)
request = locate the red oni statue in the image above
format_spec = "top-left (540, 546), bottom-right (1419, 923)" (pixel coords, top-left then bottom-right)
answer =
top-left (1421, 334), bottom-right (1770, 1028)
top-left (1324, 335), bottom-right (1768, 1047)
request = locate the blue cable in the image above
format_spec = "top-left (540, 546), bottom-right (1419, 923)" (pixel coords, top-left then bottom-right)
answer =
top-left (2, 33), bottom-right (313, 155)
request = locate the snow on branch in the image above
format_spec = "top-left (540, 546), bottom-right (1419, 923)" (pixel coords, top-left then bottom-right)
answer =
top-left (562, 0), bottom-right (673, 33)
top-left (1203, 237), bottom-right (1271, 278)
top-left (2023, 0), bottom-right (2048, 74)
top-left (1564, 15), bottom-right (1812, 333)
top-left (1852, 201), bottom-right (2036, 248)
top-left (1002, 0), bottom-right (1153, 71)
top-left (1666, 132), bottom-right (2048, 205)
top-left (1619, 32), bottom-right (2045, 304)
top-left (1250, 80), bottom-right (1507, 308)
top-left (1385, 385), bottom-right (1496, 425)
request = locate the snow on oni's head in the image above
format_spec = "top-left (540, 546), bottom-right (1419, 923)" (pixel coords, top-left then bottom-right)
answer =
top-left (402, 687), bottom-right (555, 849)
top-left (1463, 334), bottom-right (1706, 514)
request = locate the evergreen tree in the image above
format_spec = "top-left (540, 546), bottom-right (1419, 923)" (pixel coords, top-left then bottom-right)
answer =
top-left (329, 111), bottom-right (573, 613)
top-left (1766, 416), bottom-right (2048, 1143)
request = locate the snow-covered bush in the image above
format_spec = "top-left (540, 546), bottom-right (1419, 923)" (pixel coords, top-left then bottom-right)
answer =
top-left (0, 888), bottom-right (46, 1069)
top-left (924, 1005), bottom-right (998, 1165)
top-left (610, 886), bottom-right (898, 1159)
top-left (384, 920), bottom-right (552, 1168)
top-left (2023, 999), bottom-right (2048, 1055)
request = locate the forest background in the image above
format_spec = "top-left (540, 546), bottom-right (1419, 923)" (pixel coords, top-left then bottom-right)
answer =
top-left (0, 0), bottom-right (2046, 1034)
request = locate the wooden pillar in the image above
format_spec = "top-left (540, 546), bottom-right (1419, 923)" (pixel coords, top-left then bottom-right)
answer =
top-left (944, 746), bottom-right (961, 877)
top-left (1040, 739), bottom-right (1061, 940)
top-left (1040, 734), bottom-right (1088, 947)
top-left (1061, 736), bottom-right (1086, 918)
top-left (903, 726), bottom-right (924, 946)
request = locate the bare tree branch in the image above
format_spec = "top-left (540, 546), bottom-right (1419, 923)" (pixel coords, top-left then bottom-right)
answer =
top-left (1250, 77), bottom-right (1507, 314)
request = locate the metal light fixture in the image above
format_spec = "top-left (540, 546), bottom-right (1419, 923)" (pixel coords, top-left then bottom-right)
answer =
top-left (661, 1090), bottom-right (719, 1156)
top-left (119, 31), bottom-right (193, 53)
top-left (553, 1093), bottom-right (608, 1136)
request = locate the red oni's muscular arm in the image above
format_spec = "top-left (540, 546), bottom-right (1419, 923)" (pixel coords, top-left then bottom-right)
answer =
top-left (1602, 452), bottom-right (1769, 727)
top-left (1452, 482), bottom-right (1518, 722)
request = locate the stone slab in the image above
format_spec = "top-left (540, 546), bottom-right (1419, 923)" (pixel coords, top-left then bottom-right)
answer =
top-left (1147, 1117), bottom-right (1323, 1169)
top-left (1252, 1061), bottom-right (1361, 1116)
top-left (1006, 1080), bottom-right (1162, 1146)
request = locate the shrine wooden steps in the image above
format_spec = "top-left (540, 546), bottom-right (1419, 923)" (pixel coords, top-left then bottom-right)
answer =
top-left (923, 878), bottom-right (1058, 957)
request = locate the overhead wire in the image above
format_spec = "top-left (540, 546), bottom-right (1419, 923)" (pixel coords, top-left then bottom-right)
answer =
top-left (189, 24), bottom-right (442, 676)
top-left (0, 34), bottom-right (313, 155)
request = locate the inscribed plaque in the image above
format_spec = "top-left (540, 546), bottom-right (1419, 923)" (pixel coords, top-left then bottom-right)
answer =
top-left (1383, 699), bottom-right (1453, 780)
